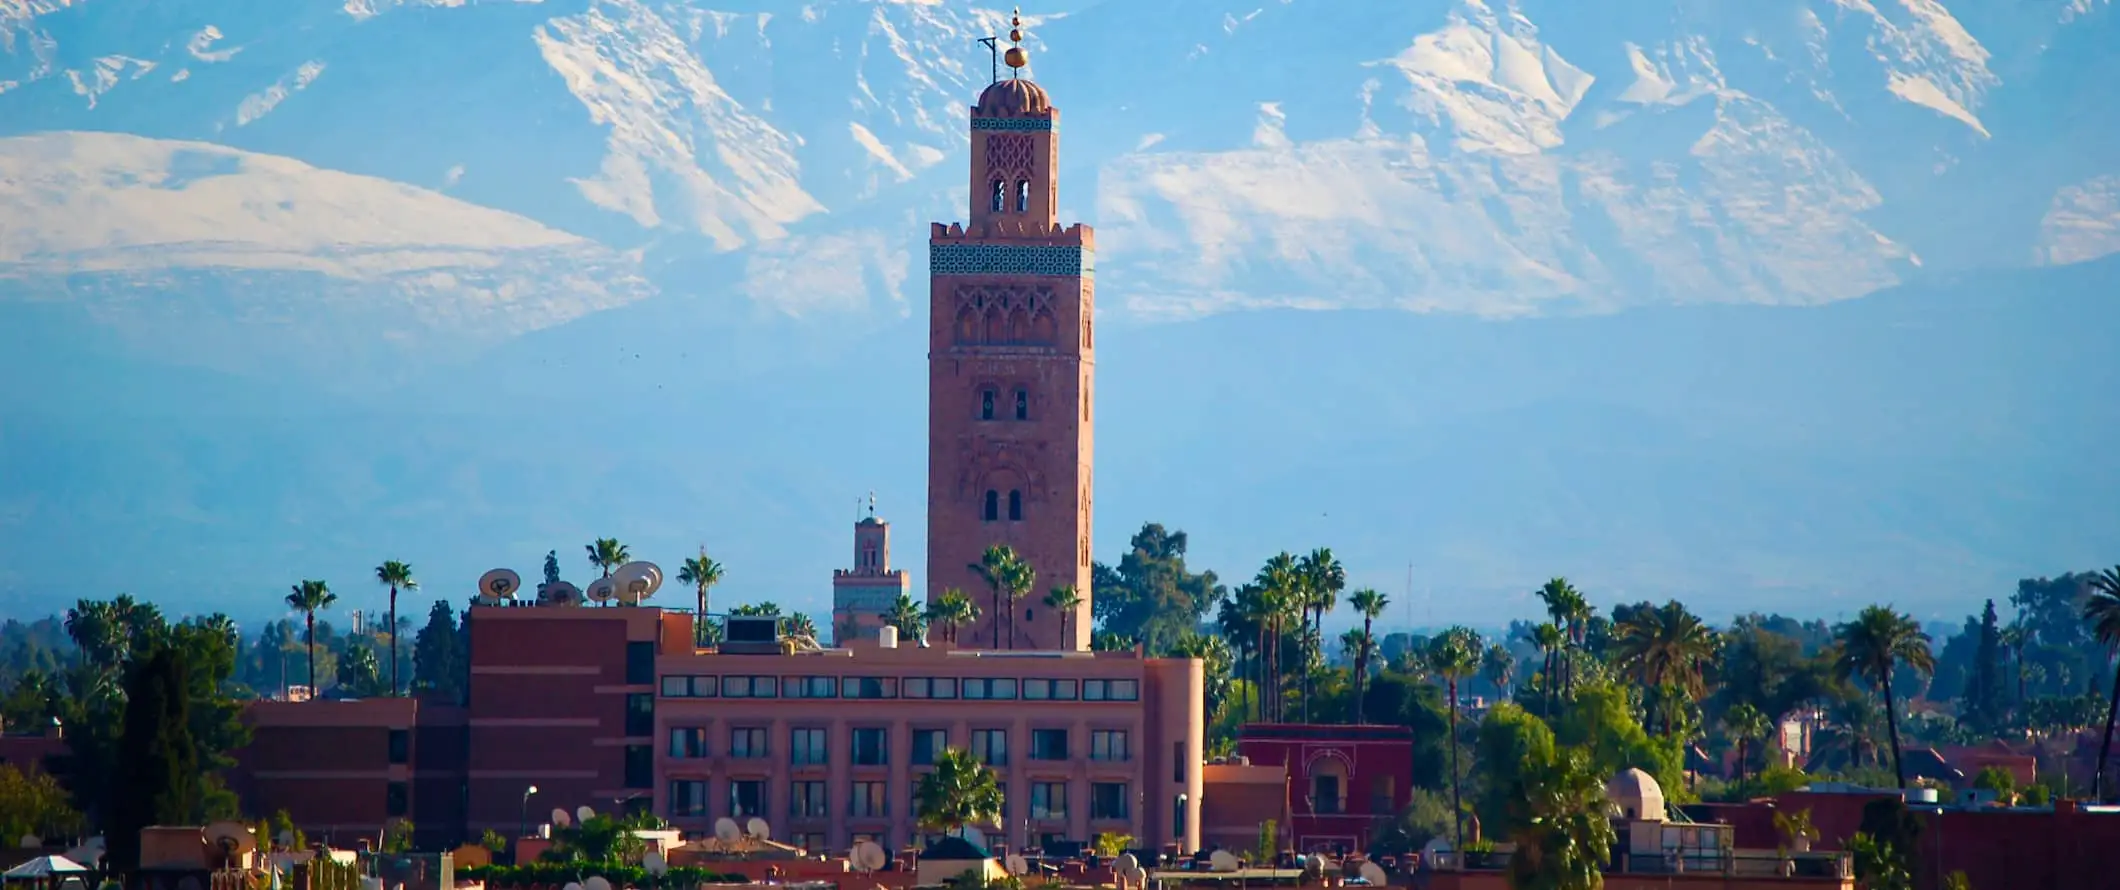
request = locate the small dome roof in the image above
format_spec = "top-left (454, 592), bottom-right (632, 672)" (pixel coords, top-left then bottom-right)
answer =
top-left (1606, 767), bottom-right (1667, 822)
top-left (977, 78), bottom-right (1050, 116)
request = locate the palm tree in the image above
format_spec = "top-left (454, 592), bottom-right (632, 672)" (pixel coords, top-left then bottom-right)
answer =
top-left (1426, 626), bottom-right (1482, 850)
top-left (1297, 549), bottom-right (1345, 722)
top-left (585, 538), bottom-right (631, 579)
top-left (782, 611), bottom-right (819, 641)
top-left (1044, 585), bottom-right (1082, 649)
top-left (373, 561), bottom-right (417, 697)
top-left (915, 748), bottom-right (1004, 838)
top-left (1256, 553), bottom-right (1302, 722)
top-left (884, 593), bottom-right (927, 641)
top-left (1347, 588), bottom-right (1389, 724)
top-left (1536, 578), bottom-right (1593, 696)
top-left (1533, 622), bottom-right (1566, 712)
top-left (1724, 702), bottom-right (1771, 787)
top-left (969, 545), bottom-right (1021, 649)
top-left (1217, 583), bottom-right (1269, 721)
top-left (1506, 747), bottom-right (1615, 890)
top-left (286, 580), bottom-right (339, 697)
top-left (2084, 566), bottom-right (2120, 801)
top-left (1833, 605), bottom-right (1935, 789)
top-left (677, 548), bottom-right (725, 644)
top-left (1481, 643), bottom-right (1515, 700)
top-left (1612, 600), bottom-right (1720, 737)
top-left (925, 588), bottom-right (977, 644)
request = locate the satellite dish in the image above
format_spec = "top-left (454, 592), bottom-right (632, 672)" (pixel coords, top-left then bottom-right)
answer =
top-left (614, 562), bottom-right (663, 605)
top-left (1211, 851), bottom-right (1241, 873)
top-left (644, 852), bottom-right (668, 876)
top-left (1004, 854), bottom-right (1028, 876)
top-left (541, 581), bottom-right (584, 607)
top-left (551, 808), bottom-right (571, 828)
top-left (575, 806), bottom-right (596, 824)
top-left (746, 818), bottom-right (771, 841)
top-left (206, 821), bottom-right (257, 858)
top-left (850, 840), bottom-right (886, 873)
top-left (1358, 862), bottom-right (1388, 885)
top-left (1115, 853), bottom-right (1139, 876)
top-left (479, 569), bottom-right (521, 603)
top-left (17, 834), bottom-right (38, 849)
top-left (714, 818), bottom-right (741, 844)
top-left (585, 577), bottom-right (618, 604)
top-left (583, 878), bottom-right (611, 890)
top-left (563, 883), bottom-right (583, 890)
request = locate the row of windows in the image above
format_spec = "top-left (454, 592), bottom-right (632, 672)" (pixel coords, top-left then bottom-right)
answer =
top-left (661, 675), bottom-right (1140, 702)
top-left (666, 726), bottom-right (1132, 766)
top-left (669, 777), bottom-right (1132, 822)
top-left (980, 489), bottom-right (1024, 522)
top-left (979, 388), bottom-right (1032, 421)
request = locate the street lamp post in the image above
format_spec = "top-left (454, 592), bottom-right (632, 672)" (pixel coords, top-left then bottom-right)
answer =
top-left (519, 785), bottom-right (539, 855)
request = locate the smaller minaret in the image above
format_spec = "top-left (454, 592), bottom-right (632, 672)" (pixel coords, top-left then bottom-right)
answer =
top-left (832, 494), bottom-right (913, 645)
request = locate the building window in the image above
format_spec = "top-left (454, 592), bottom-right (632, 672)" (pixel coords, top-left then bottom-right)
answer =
top-left (1370, 776), bottom-right (1396, 815)
top-left (625, 693), bottom-right (654, 737)
top-left (905, 677), bottom-right (959, 700)
top-left (730, 780), bottom-right (766, 818)
top-left (980, 389), bottom-right (996, 420)
top-left (964, 678), bottom-right (1017, 700)
top-left (791, 781), bottom-right (828, 818)
top-left (852, 727), bottom-right (889, 766)
top-left (1090, 730), bottom-right (1129, 762)
top-left (912, 729), bottom-right (947, 766)
top-left (669, 727), bottom-right (708, 759)
top-left (1092, 783), bottom-right (1129, 821)
top-left (793, 833), bottom-right (826, 854)
top-left (1173, 795), bottom-right (1187, 838)
top-left (844, 677), bottom-right (898, 699)
top-left (1007, 490), bottom-right (1022, 521)
top-left (625, 745), bottom-right (653, 789)
top-left (724, 676), bottom-right (777, 698)
top-left (730, 727), bottom-right (769, 759)
top-left (1312, 773), bottom-right (1343, 814)
top-left (1174, 742), bottom-right (1186, 783)
top-left (386, 781), bottom-right (408, 817)
top-left (791, 728), bottom-right (828, 766)
top-left (990, 180), bottom-right (1005, 213)
top-left (1014, 389), bottom-right (1029, 420)
top-left (670, 780), bottom-right (708, 817)
top-left (1030, 728), bottom-right (1068, 761)
top-left (662, 675), bottom-right (716, 697)
top-left (1023, 679), bottom-right (1077, 701)
top-left (1083, 679), bottom-right (1139, 701)
top-left (971, 729), bottom-right (1009, 766)
top-left (626, 641), bottom-right (655, 685)
top-left (851, 781), bottom-right (888, 818)
top-left (1030, 782), bottom-right (1067, 821)
top-left (983, 490), bottom-right (999, 522)
top-left (387, 729), bottom-right (409, 765)
top-left (1016, 180), bottom-right (1030, 212)
top-left (785, 676), bottom-right (837, 699)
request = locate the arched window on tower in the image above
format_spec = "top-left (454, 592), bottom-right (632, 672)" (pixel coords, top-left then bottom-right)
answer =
top-left (991, 180), bottom-right (1005, 213)
top-left (1016, 180), bottom-right (1030, 213)
top-left (983, 490), bottom-right (1000, 522)
top-left (980, 389), bottom-right (996, 420)
top-left (1008, 490), bottom-right (1023, 521)
top-left (1014, 389), bottom-right (1029, 420)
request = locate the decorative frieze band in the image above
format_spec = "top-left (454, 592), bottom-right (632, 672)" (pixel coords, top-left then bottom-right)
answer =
top-left (931, 244), bottom-right (1093, 278)
top-left (971, 117), bottom-right (1056, 132)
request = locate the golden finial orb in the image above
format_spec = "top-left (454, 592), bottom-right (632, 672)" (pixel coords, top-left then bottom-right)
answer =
top-left (1005, 7), bottom-right (1029, 69)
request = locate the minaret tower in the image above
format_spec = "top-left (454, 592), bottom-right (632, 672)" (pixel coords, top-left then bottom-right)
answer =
top-left (926, 11), bottom-right (1093, 651)
top-left (832, 494), bottom-right (913, 645)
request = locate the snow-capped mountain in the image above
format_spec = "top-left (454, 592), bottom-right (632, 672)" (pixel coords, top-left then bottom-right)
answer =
top-left (4, 0), bottom-right (2116, 339)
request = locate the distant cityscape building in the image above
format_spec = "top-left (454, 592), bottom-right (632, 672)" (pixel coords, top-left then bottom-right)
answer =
top-left (831, 500), bottom-right (911, 646)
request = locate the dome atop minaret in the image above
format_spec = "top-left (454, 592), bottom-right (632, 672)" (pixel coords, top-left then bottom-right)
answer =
top-left (975, 8), bottom-right (1049, 116)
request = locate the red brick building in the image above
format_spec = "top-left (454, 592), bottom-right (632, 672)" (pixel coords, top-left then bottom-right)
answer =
top-left (1214, 724), bottom-right (1415, 854)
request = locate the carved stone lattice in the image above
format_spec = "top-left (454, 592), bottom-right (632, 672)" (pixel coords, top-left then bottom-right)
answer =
top-left (986, 134), bottom-right (1036, 183)
top-left (953, 284), bottom-right (1058, 346)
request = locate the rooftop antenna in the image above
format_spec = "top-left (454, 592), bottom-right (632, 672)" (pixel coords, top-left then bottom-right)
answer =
top-left (977, 36), bottom-right (999, 84)
top-left (867, 490), bottom-right (877, 520)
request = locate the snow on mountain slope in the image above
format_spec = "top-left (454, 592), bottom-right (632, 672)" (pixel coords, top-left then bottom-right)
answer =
top-left (0, 0), bottom-right (2113, 327)
top-left (0, 131), bottom-right (650, 377)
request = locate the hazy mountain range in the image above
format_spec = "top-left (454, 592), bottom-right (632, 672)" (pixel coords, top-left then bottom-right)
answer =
top-left (1, 0), bottom-right (2115, 626)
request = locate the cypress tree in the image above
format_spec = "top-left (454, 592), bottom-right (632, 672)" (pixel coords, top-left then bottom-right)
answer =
top-left (1964, 600), bottom-right (2004, 731)
top-left (106, 646), bottom-right (199, 875)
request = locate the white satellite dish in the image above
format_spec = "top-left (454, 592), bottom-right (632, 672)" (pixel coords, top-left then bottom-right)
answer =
top-left (585, 577), bottom-right (618, 604)
top-left (614, 561), bottom-right (663, 605)
top-left (563, 883), bottom-right (583, 890)
top-left (1210, 851), bottom-right (1240, 873)
top-left (1358, 862), bottom-right (1388, 885)
top-left (583, 878), bottom-right (611, 890)
top-left (478, 569), bottom-right (521, 603)
top-left (644, 852), bottom-right (668, 876)
top-left (550, 808), bottom-right (571, 828)
top-left (714, 818), bottom-right (741, 844)
top-left (541, 581), bottom-right (584, 607)
top-left (1004, 854), bottom-right (1028, 876)
top-left (205, 821), bottom-right (257, 859)
top-left (575, 805), bottom-right (596, 824)
top-left (1114, 853), bottom-right (1139, 876)
top-left (746, 818), bottom-right (771, 841)
top-left (850, 840), bottom-right (886, 873)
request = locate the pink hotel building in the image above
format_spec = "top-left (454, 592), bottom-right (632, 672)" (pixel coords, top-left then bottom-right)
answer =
top-left (448, 56), bottom-right (1207, 857)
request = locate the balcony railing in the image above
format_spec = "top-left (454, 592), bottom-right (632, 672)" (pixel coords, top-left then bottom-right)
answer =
top-left (1429, 847), bottom-right (1851, 879)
